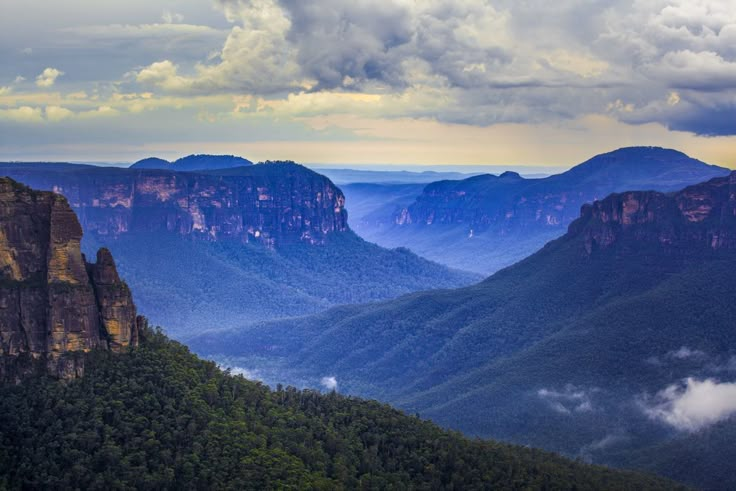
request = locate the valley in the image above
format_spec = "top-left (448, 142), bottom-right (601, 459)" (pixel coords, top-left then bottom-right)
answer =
top-left (3, 2), bottom-right (734, 487)
top-left (0, 161), bottom-right (477, 337)
top-left (191, 166), bottom-right (736, 489)
top-left (1, 147), bottom-right (735, 489)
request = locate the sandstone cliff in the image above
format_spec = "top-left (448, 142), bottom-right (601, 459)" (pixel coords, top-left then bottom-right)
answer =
top-left (569, 171), bottom-right (736, 254)
top-left (0, 178), bottom-right (139, 382)
top-left (0, 162), bottom-right (347, 247)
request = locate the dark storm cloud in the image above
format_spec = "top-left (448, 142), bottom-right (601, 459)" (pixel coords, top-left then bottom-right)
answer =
top-left (664, 104), bottom-right (736, 137)
top-left (279, 0), bottom-right (415, 90)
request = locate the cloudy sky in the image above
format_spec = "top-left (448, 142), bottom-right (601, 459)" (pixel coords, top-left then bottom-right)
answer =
top-left (1, 0), bottom-right (735, 167)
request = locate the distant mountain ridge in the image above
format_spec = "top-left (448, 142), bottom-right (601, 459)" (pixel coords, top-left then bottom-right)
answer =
top-left (191, 170), bottom-right (736, 489)
top-left (131, 154), bottom-right (253, 171)
top-left (356, 147), bottom-right (731, 274)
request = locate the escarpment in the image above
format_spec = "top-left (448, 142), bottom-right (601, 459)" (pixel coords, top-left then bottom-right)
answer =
top-left (0, 177), bottom-right (139, 382)
top-left (0, 162), bottom-right (348, 247)
top-left (568, 171), bottom-right (736, 254)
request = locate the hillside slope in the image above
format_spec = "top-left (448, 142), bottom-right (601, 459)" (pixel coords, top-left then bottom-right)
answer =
top-left (0, 327), bottom-right (682, 490)
top-left (191, 171), bottom-right (736, 488)
top-left (0, 180), bottom-right (676, 489)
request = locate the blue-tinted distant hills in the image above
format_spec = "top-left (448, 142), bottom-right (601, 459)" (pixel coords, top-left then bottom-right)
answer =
top-left (352, 147), bottom-right (731, 274)
top-left (130, 154), bottom-right (253, 171)
top-left (313, 168), bottom-right (482, 185)
top-left (129, 157), bottom-right (171, 169)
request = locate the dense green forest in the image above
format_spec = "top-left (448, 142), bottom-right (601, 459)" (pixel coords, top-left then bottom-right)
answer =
top-left (0, 327), bottom-right (680, 490)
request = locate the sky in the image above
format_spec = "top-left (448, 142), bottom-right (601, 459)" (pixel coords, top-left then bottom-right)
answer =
top-left (1, 0), bottom-right (736, 168)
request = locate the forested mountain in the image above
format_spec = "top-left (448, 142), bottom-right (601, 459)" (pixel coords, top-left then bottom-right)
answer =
top-left (0, 327), bottom-right (682, 490)
top-left (0, 180), bottom-right (678, 489)
top-left (191, 171), bottom-right (736, 489)
top-left (0, 162), bottom-right (476, 337)
top-left (355, 147), bottom-right (730, 274)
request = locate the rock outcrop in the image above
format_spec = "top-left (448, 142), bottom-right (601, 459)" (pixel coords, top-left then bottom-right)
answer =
top-left (569, 171), bottom-right (736, 254)
top-left (0, 178), bottom-right (139, 382)
top-left (0, 162), bottom-right (347, 247)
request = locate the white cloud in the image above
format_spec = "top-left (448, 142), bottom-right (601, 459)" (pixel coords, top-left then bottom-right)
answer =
top-left (648, 346), bottom-right (707, 365)
top-left (162, 10), bottom-right (184, 24)
top-left (668, 346), bottom-right (706, 360)
top-left (35, 67), bottom-right (64, 87)
top-left (63, 22), bottom-right (224, 40)
top-left (644, 378), bottom-right (736, 431)
top-left (136, 60), bottom-right (191, 92)
top-left (579, 433), bottom-right (630, 461)
top-left (538, 385), bottom-right (596, 414)
top-left (320, 376), bottom-right (337, 391)
top-left (45, 106), bottom-right (74, 122)
top-left (0, 106), bottom-right (44, 123)
top-left (7, 0), bottom-right (736, 136)
top-left (136, 0), bottom-right (306, 94)
top-left (229, 366), bottom-right (260, 379)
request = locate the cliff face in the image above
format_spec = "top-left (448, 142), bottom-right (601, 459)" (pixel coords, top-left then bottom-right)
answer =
top-left (569, 171), bottom-right (736, 254)
top-left (0, 163), bottom-right (347, 247)
top-left (0, 178), bottom-right (139, 382)
top-left (393, 172), bottom-right (569, 233)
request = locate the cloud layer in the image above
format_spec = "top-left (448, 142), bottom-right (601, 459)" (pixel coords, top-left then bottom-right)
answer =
top-left (121, 0), bottom-right (736, 135)
top-left (644, 378), bottom-right (736, 431)
top-left (1, 0), bottom-right (736, 163)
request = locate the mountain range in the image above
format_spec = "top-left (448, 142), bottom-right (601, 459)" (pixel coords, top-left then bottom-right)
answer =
top-left (191, 169), bottom-right (736, 489)
top-left (0, 177), bottom-right (678, 489)
top-left (352, 147), bottom-right (731, 274)
top-left (0, 162), bottom-right (476, 337)
top-left (3, 147), bottom-right (734, 487)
